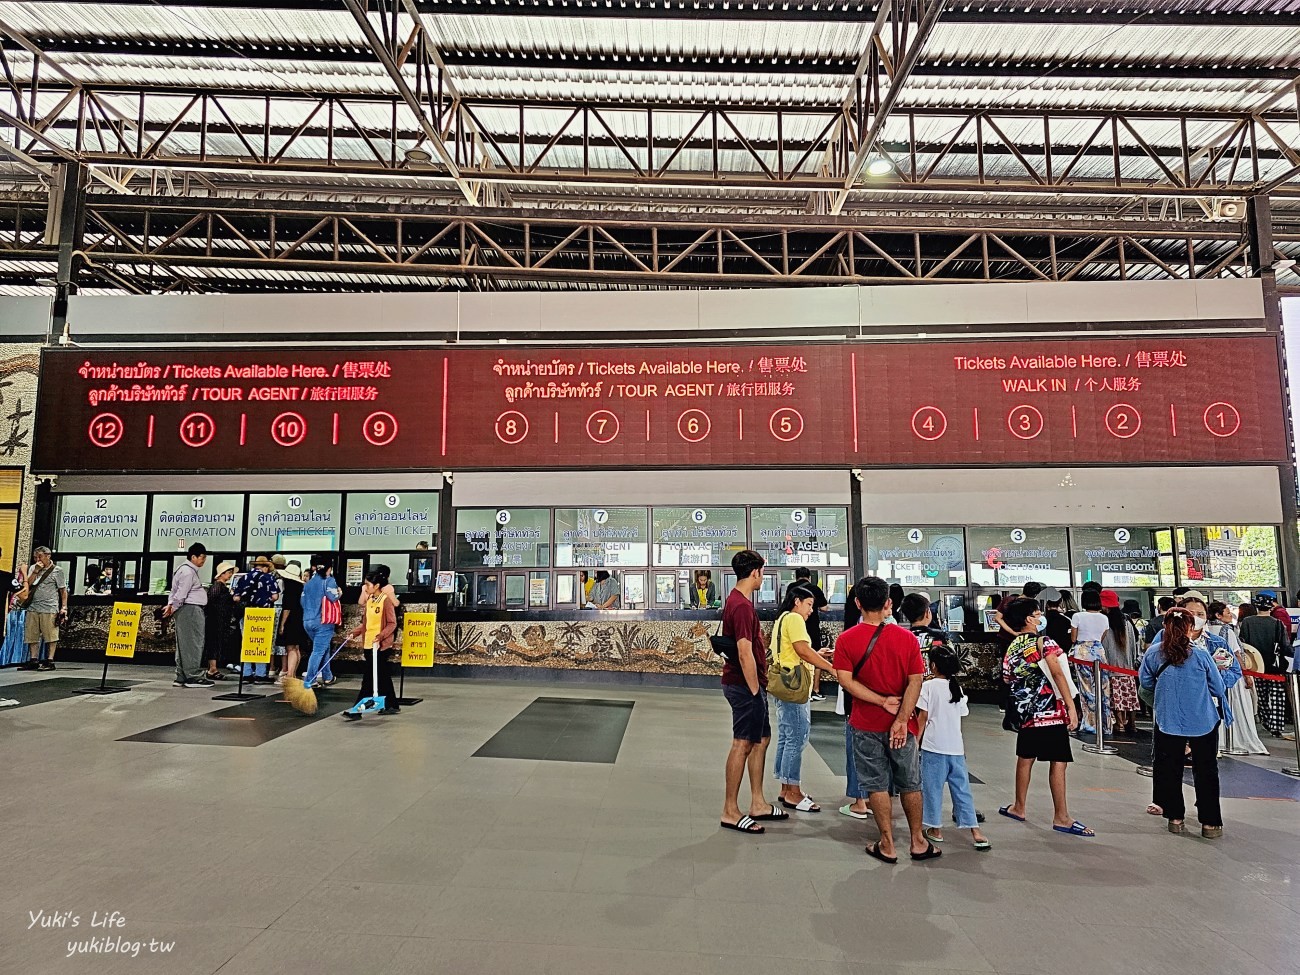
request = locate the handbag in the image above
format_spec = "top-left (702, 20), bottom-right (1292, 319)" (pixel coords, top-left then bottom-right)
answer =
top-left (320, 591), bottom-right (342, 627)
top-left (766, 612), bottom-right (812, 704)
top-left (708, 618), bottom-right (738, 660)
top-left (842, 622), bottom-right (886, 718)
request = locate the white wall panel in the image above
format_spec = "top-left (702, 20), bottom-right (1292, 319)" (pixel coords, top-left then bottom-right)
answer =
top-left (860, 466), bottom-right (1281, 525)
top-left (453, 469), bottom-right (849, 507)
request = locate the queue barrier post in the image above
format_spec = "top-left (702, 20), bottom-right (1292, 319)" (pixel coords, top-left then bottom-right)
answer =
top-left (1283, 672), bottom-right (1300, 779)
top-left (1221, 708), bottom-right (1248, 757)
top-left (1082, 658), bottom-right (1118, 756)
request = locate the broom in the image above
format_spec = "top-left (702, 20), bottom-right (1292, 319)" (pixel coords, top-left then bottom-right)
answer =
top-left (282, 636), bottom-right (354, 715)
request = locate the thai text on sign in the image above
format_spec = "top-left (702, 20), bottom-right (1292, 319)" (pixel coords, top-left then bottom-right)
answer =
top-left (106, 602), bottom-right (142, 658)
top-left (241, 607), bottom-right (276, 664)
top-left (401, 611), bottom-right (437, 668)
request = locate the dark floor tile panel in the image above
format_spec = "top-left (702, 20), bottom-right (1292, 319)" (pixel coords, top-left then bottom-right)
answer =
top-left (119, 686), bottom-right (356, 746)
top-left (473, 697), bottom-right (634, 764)
top-left (0, 676), bottom-right (144, 709)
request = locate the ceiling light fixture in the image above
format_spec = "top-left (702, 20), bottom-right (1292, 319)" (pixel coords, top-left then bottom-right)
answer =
top-left (404, 146), bottom-right (433, 165)
top-left (865, 157), bottom-right (893, 177)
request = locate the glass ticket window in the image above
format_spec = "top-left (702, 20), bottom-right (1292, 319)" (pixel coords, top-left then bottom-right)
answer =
top-left (824, 571), bottom-right (850, 606)
top-left (941, 592), bottom-right (970, 633)
top-left (554, 571), bottom-right (579, 607)
top-left (56, 494), bottom-right (148, 554)
top-left (504, 572), bottom-right (527, 609)
top-left (454, 508), bottom-right (551, 569)
top-left (652, 506), bottom-right (746, 567)
top-left (655, 572), bottom-right (678, 607)
top-left (752, 506), bottom-right (850, 568)
top-left (528, 571), bottom-right (551, 609)
top-left (1176, 526), bottom-right (1281, 590)
top-left (74, 557), bottom-right (139, 597)
top-left (147, 554), bottom-right (216, 595)
top-left (1070, 526), bottom-right (1173, 589)
top-left (966, 526), bottom-right (1069, 589)
top-left (555, 507), bottom-right (649, 568)
top-left (867, 526), bottom-right (967, 588)
top-left (474, 572), bottom-right (500, 608)
top-left (246, 493), bottom-right (341, 553)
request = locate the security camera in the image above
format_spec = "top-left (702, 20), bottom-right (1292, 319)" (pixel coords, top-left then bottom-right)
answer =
top-left (441, 471), bottom-right (454, 484)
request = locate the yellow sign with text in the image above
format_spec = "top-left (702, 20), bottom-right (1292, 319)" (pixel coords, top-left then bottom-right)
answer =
top-left (401, 611), bottom-right (437, 668)
top-left (241, 607), bottom-right (276, 664)
top-left (105, 602), bottom-right (142, 658)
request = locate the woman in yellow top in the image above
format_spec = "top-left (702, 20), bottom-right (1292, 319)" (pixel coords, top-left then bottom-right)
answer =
top-left (693, 570), bottom-right (717, 608)
top-left (774, 583), bottom-right (838, 812)
top-left (345, 568), bottom-right (400, 718)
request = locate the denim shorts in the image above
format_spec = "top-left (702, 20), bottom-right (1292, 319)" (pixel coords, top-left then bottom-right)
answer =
top-left (723, 684), bottom-right (771, 743)
top-left (851, 726), bottom-right (921, 795)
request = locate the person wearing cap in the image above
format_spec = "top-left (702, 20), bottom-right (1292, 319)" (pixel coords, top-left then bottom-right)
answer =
top-left (275, 560), bottom-right (308, 685)
top-left (202, 560), bottom-right (238, 680)
top-left (232, 555), bottom-right (282, 684)
top-left (1256, 589), bottom-right (1294, 642)
top-left (1070, 588), bottom-right (1110, 734)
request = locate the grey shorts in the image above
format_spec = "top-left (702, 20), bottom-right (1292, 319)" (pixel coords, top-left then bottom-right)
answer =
top-left (850, 726), bottom-right (921, 796)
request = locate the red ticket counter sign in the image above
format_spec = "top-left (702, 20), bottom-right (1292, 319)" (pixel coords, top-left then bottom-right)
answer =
top-left (36, 335), bottom-right (1288, 473)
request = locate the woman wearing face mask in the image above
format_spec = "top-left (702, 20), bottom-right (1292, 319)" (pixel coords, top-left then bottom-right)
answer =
top-left (1140, 605), bottom-right (1229, 837)
top-left (1207, 601), bottom-right (1268, 755)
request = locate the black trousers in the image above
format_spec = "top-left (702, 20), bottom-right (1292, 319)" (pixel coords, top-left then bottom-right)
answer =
top-left (1152, 724), bottom-right (1221, 827)
top-left (357, 647), bottom-right (398, 707)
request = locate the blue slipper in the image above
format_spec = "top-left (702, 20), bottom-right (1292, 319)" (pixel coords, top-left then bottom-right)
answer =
top-left (998, 805), bottom-right (1026, 822)
top-left (1053, 821), bottom-right (1095, 837)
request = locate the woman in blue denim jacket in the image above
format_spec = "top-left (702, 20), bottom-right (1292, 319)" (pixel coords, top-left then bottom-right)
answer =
top-left (1140, 604), bottom-right (1230, 838)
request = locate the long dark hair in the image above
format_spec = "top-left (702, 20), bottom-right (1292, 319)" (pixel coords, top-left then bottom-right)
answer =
top-left (780, 583), bottom-right (815, 615)
top-left (930, 648), bottom-right (965, 704)
top-left (1162, 608), bottom-right (1195, 665)
top-left (1104, 606), bottom-right (1128, 649)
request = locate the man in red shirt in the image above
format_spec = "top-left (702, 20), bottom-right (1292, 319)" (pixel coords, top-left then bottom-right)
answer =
top-left (834, 576), bottom-right (935, 863)
top-left (719, 549), bottom-right (786, 835)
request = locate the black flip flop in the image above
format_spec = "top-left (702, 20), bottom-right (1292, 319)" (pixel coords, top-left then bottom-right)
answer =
top-left (864, 842), bottom-right (898, 865)
top-left (720, 815), bottom-right (765, 835)
top-left (751, 804), bottom-right (789, 821)
top-left (910, 842), bottom-right (943, 861)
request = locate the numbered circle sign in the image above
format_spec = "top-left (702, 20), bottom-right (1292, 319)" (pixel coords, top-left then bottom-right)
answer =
top-left (1114, 528), bottom-right (1131, 544)
top-left (288, 495), bottom-right (303, 509)
top-left (586, 410), bottom-right (620, 444)
top-left (178, 412), bottom-right (216, 448)
top-left (495, 410), bottom-right (529, 445)
top-left (692, 509), bottom-right (707, 524)
top-left (271, 411), bottom-right (308, 447)
top-left (769, 407), bottom-right (804, 442)
top-left (592, 509), bottom-right (609, 525)
top-left (907, 528), bottom-right (924, 544)
top-left (191, 497), bottom-right (205, 510)
top-left (1104, 403), bottom-right (1142, 439)
top-left (363, 411), bottom-right (399, 447)
top-left (791, 509), bottom-right (807, 525)
top-left (496, 509), bottom-right (512, 526)
top-left (88, 412), bottom-right (124, 448)
top-left (910, 406), bottom-right (948, 442)
top-left (1006, 405), bottom-right (1043, 441)
top-left (1010, 528), bottom-right (1027, 544)
top-left (385, 494), bottom-right (400, 508)
top-left (677, 409), bottom-right (711, 443)
top-left (1203, 402), bottom-right (1241, 438)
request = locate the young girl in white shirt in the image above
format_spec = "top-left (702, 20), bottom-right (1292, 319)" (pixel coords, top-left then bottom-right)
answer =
top-left (916, 648), bottom-right (991, 850)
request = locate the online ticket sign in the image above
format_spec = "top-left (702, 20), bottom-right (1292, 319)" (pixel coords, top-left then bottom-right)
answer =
top-left (105, 602), bottom-right (142, 658)
top-left (401, 611), bottom-right (436, 667)
top-left (36, 336), bottom-right (1290, 473)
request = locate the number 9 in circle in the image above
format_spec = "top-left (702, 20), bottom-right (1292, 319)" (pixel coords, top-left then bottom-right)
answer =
top-left (363, 411), bottom-right (399, 447)
top-left (495, 410), bottom-right (529, 445)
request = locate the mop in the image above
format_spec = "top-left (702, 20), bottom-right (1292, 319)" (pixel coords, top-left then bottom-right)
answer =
top-left (282, 636), bottom-right (354, 716)
top-left (342, 640), bottom-right (386, 721)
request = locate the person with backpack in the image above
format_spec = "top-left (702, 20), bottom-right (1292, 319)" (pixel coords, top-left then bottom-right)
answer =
top-left (916, 647), bottom-right (991, 851)
top-left (1140, 606), bottom-right (1228, 837)
top-left (998, 597), bottom-right (1093, 837)
top-left (771, 583), bottom-right (837, 812)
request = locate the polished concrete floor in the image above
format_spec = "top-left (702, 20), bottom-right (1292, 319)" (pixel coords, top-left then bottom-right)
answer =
top-left (2, 663), bottom-right (1298, 975)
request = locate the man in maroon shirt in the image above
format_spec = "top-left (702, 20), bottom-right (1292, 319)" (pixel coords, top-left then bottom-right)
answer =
top-left (719, 549), bottom-right (786, 835)
top-left (834, 576), bottom-right (936, 863)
